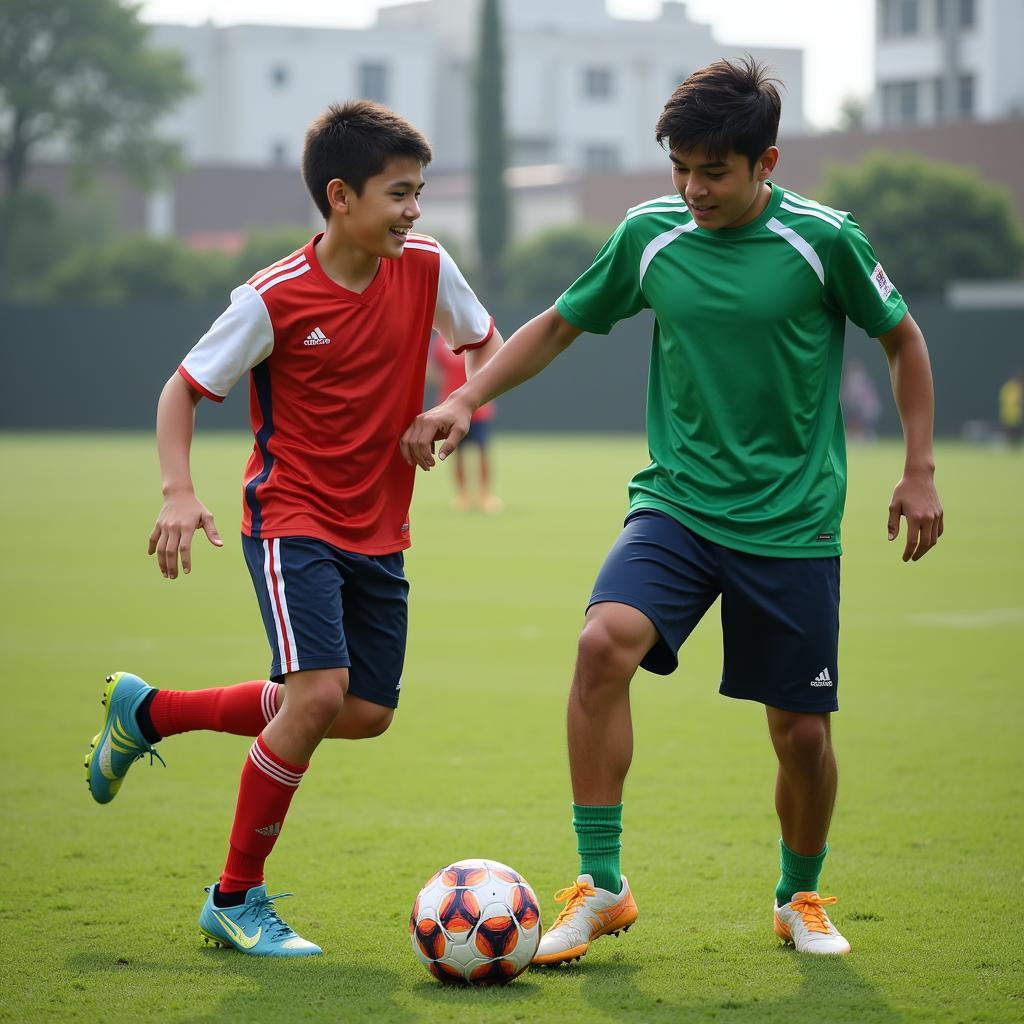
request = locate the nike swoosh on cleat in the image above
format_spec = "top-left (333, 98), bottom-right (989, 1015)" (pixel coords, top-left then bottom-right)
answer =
top-left (213, 911), bottom-right (261, 949)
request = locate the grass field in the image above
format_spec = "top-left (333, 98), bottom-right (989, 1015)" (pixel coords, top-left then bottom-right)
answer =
top-left (1, 433), bottom-right (1021, 1023)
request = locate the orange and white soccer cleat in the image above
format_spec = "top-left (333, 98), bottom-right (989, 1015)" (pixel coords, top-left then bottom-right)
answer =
top-left (531, 874), bottom-right (638, 966)
top-left (773, 891), bottom-right (851, 954)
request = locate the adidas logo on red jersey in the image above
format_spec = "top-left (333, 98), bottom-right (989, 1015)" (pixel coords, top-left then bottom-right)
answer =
top-left (303, 327), bottom-right (331, 346)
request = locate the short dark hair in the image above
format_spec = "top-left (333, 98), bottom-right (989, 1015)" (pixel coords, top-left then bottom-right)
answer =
top-left (655, 56), bottom-right (782, 170)
top-left (302, 100), bottom-right (433, 219)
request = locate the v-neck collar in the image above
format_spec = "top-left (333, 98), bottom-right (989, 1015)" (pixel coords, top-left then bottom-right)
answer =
top-left (304, 233), bottom-right (389, 305)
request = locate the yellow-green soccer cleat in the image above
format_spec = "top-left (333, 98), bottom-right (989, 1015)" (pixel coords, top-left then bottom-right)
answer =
top-left (199, 885), bottom-right (323, 957)
top-left (84, 672), bottom-right (164, 804)
top-left (773, 891), bottom-right (851, 954)
top-left (531, 874), bottom-right (638, 966)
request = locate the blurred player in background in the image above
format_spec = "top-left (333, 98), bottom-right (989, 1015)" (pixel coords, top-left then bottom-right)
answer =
top-left (429, 331), bottom-right (503, 512)
top-left (404, 57), bottom-right (943, 964)
top-left (84, 100), bottom-right (500, 957)
top-left (999, 370), bottom-right (1023, 446)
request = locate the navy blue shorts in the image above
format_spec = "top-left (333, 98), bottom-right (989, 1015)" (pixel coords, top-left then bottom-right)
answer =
top-left (589, 509), bottom-right (840, 713)
top-left (463, 419), bottom-right (492, 446)
top-left (241, 535), bottom-right (409, 709)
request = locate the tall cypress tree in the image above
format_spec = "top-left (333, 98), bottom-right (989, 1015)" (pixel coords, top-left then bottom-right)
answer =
top-left (473, 0), bottom-right (510, 299)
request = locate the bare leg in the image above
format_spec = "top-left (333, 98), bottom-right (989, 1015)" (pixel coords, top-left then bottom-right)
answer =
top-left (766, 707), bottom-right (837, 854)
top-left (269, 685), bottom-right (394, 741)
top-left (262, 667), bottom-right (348, 764)
top-left (478, 445), bottom-right (503, 512)
top-left (568, 603), bottom-right (659, 805)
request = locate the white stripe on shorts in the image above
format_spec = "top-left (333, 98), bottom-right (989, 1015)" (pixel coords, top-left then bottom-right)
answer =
top-left (262, 539), bottom-right (301, 674)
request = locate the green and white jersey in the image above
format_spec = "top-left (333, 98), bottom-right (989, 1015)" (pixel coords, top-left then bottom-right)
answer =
top-left (556, 182), bottom-right (907, 557)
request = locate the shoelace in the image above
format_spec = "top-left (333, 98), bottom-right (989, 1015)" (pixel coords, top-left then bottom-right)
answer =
top-left (129, 741), bottom-right (167, 770)
top-left (550, 880), bottom-right (597, 929)
top-left (790, 893), bottom-right (838, 935)
top-left (239, 892), bottom-right (297, 940)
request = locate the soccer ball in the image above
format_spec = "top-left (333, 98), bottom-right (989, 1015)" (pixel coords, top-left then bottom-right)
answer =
top-left (410, 858), bottom-right (542, 984)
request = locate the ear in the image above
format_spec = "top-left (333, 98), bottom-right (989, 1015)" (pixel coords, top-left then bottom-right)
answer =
top-left (757, 147), bottom-right (780, 180)
top-left (325, 178), bottom-right (352, 215)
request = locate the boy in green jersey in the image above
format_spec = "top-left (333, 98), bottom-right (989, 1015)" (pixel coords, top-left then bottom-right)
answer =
top-left (402, 58), bottom-right (943, 959)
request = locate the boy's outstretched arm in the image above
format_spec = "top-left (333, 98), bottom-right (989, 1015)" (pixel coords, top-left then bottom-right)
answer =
top-left (877, 312), bottom-right (944, 562)
top-left (147, 372), bottom-right (223, 579)
top-left (401, 307), bottom-right (581, 469)
top-left (464, 327), bottom-right (505, 378)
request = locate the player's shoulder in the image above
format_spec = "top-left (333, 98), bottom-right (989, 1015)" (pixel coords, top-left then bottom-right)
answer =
top-left (245, 244), bottom-right (314, 298)
top-left (618, 194), bottom-right (696, 247)
top-left (773, 186), bottom-right (850, 237)
top-left (401, 232), bottom-right (444, 260)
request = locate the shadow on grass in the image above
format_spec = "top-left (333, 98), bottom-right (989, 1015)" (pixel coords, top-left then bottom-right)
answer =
top-left (572, 949), bottom-right (908, 1024)
top-left (64, 950), bottom-right (417, 1024)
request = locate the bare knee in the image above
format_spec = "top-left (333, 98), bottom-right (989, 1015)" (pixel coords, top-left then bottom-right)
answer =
top-left (285, 670), bottom-right (347, 734)
top-left (575, 608), bottom-right (656, 697)
top-left (356, 706), bottom-right (394, 739)
top-left (325, 697), bottom-right (395, 740)
top-left (770, 711), bottom-right (831, 766)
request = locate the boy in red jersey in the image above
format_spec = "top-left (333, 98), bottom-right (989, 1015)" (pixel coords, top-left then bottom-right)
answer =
top-left (84, 101), bottom-right (502, 956)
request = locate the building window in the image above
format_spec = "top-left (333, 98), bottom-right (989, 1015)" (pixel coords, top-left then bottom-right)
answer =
top-left (957, 73), bottom-right (975, 115)
top-left (881, 0), bottom-right (920, 36)
top-left (583, 143), bottom-right (620, 172)
top-left (882, 80), bottom-right (920, 123)
top-left (358, 62), bottom-right (389, 103)
top-left (270, 64), bottom-right (289, 88)
top-left (583, 67), bottom-right (614, 100)
top-left (958, 0), bottom-right (975, 27)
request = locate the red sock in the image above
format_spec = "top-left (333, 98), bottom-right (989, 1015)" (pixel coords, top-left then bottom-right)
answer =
top-left (220, 734), bottom-right (307, 894)
top-left (148, 680), bottom-right (280, 738)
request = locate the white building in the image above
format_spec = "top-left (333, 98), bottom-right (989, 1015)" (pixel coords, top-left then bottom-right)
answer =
top-left (150, 21), bottom-right (435, 168)
top-left (873, 0), bottom-right (1024, 126)
top-left (374, 0), bottom-right (804, 172)
top-left (151, 0), bottom-right (804, 175)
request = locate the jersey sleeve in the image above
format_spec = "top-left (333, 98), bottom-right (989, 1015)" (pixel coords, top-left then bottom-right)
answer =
top-left (433, 245), bottom-right (495, 355)
top-left (555, 220), bottom-right (649, 335)
top-left (178, 284), bottom-right (275, 401)
top-left (824, 216), bottom-right (908, 338)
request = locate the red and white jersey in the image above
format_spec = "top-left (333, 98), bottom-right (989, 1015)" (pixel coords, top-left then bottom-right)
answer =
top-left (179, 232), bottom-right (494, 554)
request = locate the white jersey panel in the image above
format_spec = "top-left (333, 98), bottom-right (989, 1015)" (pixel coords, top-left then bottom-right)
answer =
top-left (432, 244), bottom-right (493, 352)
top-left (180, 284), bottom-right (275, 399)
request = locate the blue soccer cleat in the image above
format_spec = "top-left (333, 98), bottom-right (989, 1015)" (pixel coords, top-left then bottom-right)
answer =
top-left (84, 671), bottom-right (165, 804)
top-left (199, 884), bottom-right (323, 957)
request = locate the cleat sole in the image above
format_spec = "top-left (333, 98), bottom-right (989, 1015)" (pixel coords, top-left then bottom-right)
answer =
top-left (200, 928), bottom-right (232, 949)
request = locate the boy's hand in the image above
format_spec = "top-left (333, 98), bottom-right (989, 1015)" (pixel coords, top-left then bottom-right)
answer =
top-left (401, 397), bottom-right (474, 469)
top-left (148, 491), bottom-right (223, 578)
top-left (887, 471), bottom-right (943, 562)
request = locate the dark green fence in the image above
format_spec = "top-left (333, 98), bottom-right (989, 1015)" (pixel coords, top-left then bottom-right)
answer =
top-left (1, 301), bottom-right (1020, 435)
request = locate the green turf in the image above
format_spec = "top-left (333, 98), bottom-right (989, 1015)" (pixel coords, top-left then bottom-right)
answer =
top-left (1, 434), bottom-right (1021, 1023)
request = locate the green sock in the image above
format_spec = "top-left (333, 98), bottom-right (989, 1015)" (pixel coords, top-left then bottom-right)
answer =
top-left (775, 838), bottom-right (828, 906)
top-left (572, 803), bottom-right (623, 893)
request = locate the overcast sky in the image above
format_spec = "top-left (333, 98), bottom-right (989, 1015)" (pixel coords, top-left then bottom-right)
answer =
top-left (137, 0), bottom-right (875, 130)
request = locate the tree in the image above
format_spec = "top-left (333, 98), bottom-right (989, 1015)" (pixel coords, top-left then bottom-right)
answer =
top-left (819, 152), bottom-right (1024, 296)
top-left (837, 96), bottom-right (867, 133)
top-left (46, 235), bottom-right (234, 304)
top-left (0, 0), bottom-right (192, 291)
top-left (473, 0), bottom-right (510, 300)
top-left (503, 223), bottom-right (613, 306)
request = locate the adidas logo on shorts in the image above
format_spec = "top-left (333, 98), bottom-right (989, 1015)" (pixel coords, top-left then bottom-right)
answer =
top-left (810, 668), bottom-right (833, 687)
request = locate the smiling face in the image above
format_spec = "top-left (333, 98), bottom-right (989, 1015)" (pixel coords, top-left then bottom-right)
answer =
top-left (670, 144), bottom-right (778, 230)
top-left (327, 155), bottom-right (425, 259)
